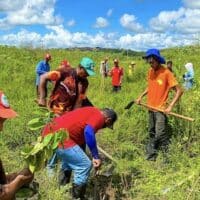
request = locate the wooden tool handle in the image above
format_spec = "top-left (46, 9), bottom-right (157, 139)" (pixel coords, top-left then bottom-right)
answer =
top-left (139, 102), bottom-right (195, 122)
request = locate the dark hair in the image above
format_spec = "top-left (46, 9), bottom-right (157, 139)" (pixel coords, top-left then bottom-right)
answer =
top-left (102, 108), bottom-right (117, 122)
top-left (167, 61), bottom-right (172, 65)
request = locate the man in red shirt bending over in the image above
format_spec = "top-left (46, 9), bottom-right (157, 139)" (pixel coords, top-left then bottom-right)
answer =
top-left (108, 59), bottom-right (124, 92)
top-left (42, 106), bottom-right (117, 199)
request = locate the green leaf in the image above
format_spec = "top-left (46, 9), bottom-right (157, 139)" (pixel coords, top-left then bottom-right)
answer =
top-left (29, 164), bottom-right (35, 173)
top-left (27, 118), bottom-right (45, 130)
top-left (43, 134), bottom-right (53, 146)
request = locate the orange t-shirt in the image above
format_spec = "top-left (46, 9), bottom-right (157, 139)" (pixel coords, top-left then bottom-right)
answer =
top-left (147, 66), bottom-right (178, 108)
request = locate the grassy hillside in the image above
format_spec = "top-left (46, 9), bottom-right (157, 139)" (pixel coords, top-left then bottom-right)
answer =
top-left (0, 45), bottom-right (199, 199)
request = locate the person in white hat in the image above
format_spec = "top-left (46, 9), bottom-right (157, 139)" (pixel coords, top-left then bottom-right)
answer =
top-left (183, 62), bottom-right (194, 90)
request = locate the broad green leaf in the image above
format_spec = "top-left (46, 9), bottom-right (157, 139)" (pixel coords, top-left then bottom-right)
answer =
top-left (43, 134), bottom-right (53, 146)
top-left (27, 118), bottom-right (45, 130)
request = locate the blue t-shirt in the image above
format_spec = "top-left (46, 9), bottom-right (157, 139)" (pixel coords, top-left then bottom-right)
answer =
top-left (35, 60), bottom-right (50, 85)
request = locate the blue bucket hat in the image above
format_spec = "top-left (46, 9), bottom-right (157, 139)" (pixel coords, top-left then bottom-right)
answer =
top-left (143, 49), bottom-right (166, 64)
top-left (80, 57), bottom-right (95, 76)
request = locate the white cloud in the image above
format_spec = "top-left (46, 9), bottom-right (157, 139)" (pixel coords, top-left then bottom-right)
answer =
top-left (183, 0), bottom-right (200, 9)
top-left (0, 26), bottom-right (197, 51)
top-left (67, 19), bottom-right (75, 27)
top-left (175, 9), bottom-right (200, 33)
top-left (149, 8), bottom-right (185, 32)
top-left (107, 9), bottom-right (113, 17)
top-left (150, 7), bottom-right (200, 34)
top-left (94, 17), bottom-right (109, 28)
top-left (120, 14), bottom-right (143, 33)
top-left (0, 0), bottom-right (62, 29)
top-left (116, 33), bottom-right (196, 50)
top-left (1, 29), bottom-right (42, 48)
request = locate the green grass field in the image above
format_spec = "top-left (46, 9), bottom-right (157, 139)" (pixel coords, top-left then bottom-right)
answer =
top-left (0, 45), bottom-right (199, 199)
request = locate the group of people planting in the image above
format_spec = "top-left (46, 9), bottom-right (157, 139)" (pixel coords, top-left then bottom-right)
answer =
top-left (1, 48), bottom-right (193, 199)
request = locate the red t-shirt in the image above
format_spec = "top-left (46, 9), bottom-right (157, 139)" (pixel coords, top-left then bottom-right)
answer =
top-left (110, 67), bottom-right (123, 86)
top-left (42, 107), bottom-right (105, 148)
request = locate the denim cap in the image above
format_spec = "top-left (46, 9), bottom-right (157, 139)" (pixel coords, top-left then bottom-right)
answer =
top-left (103, 108), bottom-right (117, 129)
top-left (142, 49), bottom-right (166, 64)
top-left (80, 57), bottom-right (95, 76)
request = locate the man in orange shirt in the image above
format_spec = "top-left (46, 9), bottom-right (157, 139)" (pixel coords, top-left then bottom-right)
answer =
top-left (136, 49), bottom-right (183, 161)
top-left (109, 59), bottom-right (124, 92)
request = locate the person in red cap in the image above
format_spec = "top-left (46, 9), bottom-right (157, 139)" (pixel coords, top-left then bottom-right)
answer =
top-left (35, 53), bottom-right (51, 102)
top-left (0, 91), bottom-right (33, 200)
top-left (59, 60), bottom-right (71, 69)
top-left (108, 59), bottom-right (124, 92)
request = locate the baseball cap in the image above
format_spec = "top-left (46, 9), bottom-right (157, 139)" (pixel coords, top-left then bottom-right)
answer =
top-left (0, 91), bottom-right (17, 118)
top-left (131, 61), bottom-right (136, 65)
top-left (60, 60), bottom-right (70, 68)
top-left (114, 59), bottom-right (118, 63)
top-left (102, 108), bottom-right (117, 129)
top-left (80, 57), bottom-right (95, 76)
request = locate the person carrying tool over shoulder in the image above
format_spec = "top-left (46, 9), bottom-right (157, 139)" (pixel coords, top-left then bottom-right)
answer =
top-left (136, 49), bottom-right (183, 161)
top-left (42, 107), bottom-right (117, 200)
top-left (0, 91), bottom-right (33, 200)
top-left (38, 57), bottom-right (95, 115)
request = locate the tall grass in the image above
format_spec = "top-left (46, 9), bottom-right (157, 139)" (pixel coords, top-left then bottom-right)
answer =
top-left (0, 45), bottom-right (199, 199)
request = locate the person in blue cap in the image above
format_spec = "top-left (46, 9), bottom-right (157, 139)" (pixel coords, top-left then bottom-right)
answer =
top-left (136, 49), bottom-right (183, 161)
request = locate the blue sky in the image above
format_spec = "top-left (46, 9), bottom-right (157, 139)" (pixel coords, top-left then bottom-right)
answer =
top-left (0, 0), bottom-right (200, 50)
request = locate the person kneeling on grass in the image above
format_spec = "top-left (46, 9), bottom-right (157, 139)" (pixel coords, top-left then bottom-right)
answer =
top-left (41, 106), bottom-right (117, 200)
top-left (0, 91), bottom-right (33, 200)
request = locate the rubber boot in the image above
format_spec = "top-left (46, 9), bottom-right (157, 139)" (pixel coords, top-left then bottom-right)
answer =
top-left (72, 183), bottom-right (87, 200)
top-left (58, 169), bottom-right (72, 186)
top-left (146, 140), bottom-right (157, 161)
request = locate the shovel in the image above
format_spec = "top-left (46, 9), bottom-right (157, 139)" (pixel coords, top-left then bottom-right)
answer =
top-left (125, 100), bottom-right (195, 122)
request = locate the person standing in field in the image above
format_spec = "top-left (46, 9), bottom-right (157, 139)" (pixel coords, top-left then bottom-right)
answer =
top-left (0, 91), bottom-right (33, 200)
top-left (128, 61), bottom-right (136, 77)
top-left (100, 57), bottom-right (109, 77)
top-left (42, 107), bottom-right (117, 199)
top-left (35, 53), bottom-right (51, 102)
top-left (136, 49), bottom-right (183, 161)
top-left (108, 59), bottom-right (124, 92)
top-left (100, 60), bottom-right (106, 77)
top-left (183, 62), bottom-right (194, 90)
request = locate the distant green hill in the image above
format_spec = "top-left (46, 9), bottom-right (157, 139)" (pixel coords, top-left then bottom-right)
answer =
top-left (0, 45), bottom-right (199, 200)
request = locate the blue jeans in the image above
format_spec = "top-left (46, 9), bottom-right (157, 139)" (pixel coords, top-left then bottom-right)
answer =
top-left (56, 145), bottom-right (92, 185)
top-left (46, 153), bottom-right (58, 177)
